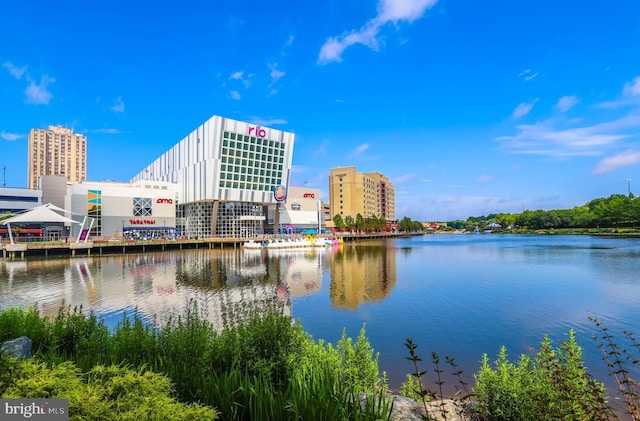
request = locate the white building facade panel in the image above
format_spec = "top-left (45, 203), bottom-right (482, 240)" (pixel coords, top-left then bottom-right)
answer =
top-left (65, 181), bottom-right (180, 238)
top-left (129, 115), bottom-right (295, 238)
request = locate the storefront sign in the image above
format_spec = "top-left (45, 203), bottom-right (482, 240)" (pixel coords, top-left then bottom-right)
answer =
top-left (156, 198), bottom-right (173, 204)
top-left (274, 185), bottom-right (287, 202)
top-left (303, 193), bottom-right (315, 198)
top-left (129, 219), bottom-right (156, 225)
top-left (248, 126), bottom-right (267, 138)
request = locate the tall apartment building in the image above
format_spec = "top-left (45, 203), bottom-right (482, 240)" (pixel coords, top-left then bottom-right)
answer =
top-left (329, 166), bottom-right (395, 222)
top-left (28, 125), bottom-right (87, 190)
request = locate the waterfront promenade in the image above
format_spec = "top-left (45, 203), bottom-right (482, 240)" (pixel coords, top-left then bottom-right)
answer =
top-left (1, 231), bottom-right (414, 259)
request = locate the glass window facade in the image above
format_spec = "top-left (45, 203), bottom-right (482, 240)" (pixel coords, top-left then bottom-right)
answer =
top-left (88, 190), bottom-right (102, 236)
top-left (220, 131), bottom-right (284, 191)
top-left (133, 197), bottom-right (153, 216)
top-left (179, 201), bottom-right (264, 239)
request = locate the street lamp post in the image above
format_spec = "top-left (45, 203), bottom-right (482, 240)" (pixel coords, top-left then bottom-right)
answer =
top-left (279, 205), bottom-right (282, 238)
top-left (121, 220), bottom-right (125, 243)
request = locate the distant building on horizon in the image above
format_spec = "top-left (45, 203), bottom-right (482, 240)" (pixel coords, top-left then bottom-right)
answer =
top-left (28, 125), bottom-right (87, 190)
top-left (328, 166), bottom-right (395, 222)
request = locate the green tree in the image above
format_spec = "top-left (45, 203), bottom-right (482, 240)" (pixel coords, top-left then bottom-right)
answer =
top-left (333, 214), bottom-right (345, 231)
top-left (344, 215), bottom-right (355, 232)
top-left (355, 213), bottom-right (365, 233)
top-left (378, 215), bottom-right (388, 231)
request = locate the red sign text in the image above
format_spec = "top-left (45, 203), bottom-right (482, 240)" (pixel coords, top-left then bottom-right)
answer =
top-left (130, 219), bottom-right (156, 225)
top-left (248, 126), bottom-right (267, 138)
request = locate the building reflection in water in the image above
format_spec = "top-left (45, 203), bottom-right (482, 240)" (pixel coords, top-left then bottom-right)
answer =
top-left (329, 246), bottom-right (397, 309)
top-left (0, 244), bottom-right (396, 329)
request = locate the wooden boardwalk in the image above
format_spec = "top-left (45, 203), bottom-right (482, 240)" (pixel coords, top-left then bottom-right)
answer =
top-left (1, 232), bottom-right (416, 260)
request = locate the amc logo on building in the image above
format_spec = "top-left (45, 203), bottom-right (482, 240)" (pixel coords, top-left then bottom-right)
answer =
top-left (303, 193), bottom-right (315, 198)
top-left (156, 198), bottom-right (174, 204)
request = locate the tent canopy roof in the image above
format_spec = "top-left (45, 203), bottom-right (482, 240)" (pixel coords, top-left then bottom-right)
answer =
top-left (1, 204), bottom-right (81, 225)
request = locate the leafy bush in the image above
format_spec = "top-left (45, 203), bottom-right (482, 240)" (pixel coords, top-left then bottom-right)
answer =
top-left (336, 325), bottom-right (383, 393)
top-left (0, 306), bottom-right (50, 352)
top-left (473, 331), bottom-right (611, 421)
top-left (0, 304), bottom-right (391, 420)
top-left (0, 358), bottom-right (218, 420)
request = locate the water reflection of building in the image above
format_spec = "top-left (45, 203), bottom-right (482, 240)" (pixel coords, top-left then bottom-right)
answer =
top-left (175, 249), bottom-right (291, 330)
top-left (0, 248), bottom-right (334, 331)
top-left (329, 246), bottom-right (397, 309)
top-left (0, 257), bottom-right (102, 316)
top-left (265, 248), bottom-right (327, 296)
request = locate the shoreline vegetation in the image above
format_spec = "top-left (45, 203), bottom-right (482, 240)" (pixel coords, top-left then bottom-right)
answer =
top-left (0, 302), bottom-right (638, 420)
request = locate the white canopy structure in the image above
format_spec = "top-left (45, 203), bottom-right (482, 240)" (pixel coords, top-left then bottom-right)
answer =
top-left (1, 203), bottom-right (85, 244)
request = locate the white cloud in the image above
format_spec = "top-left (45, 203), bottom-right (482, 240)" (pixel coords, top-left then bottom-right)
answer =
top-left (291, 165), bottom-right (307, 174)
top-left (111, 96), bottom-right (125, 113)
top-left (25, 76), bottom-right (55, 105)
top-left (518, 69), bottom-right (538, 81)
top-left (230, 90), bottom-right (241, 100)
top-left (268, 63), bottom-right (285, 86)
top-left (1, 131), bottom-right (24, 141)
top-left (512, 99), bottom-right (538, 119)
top-left (281, 34), bottom-right (295, 55)
top-left (4, 63), bottom-right (55, 105)
top-left (623, 76), bottom-right (640, 97)
top-left (86, 128), bottom-right (123, 134)
top-left (318, 0), bottom-right (438, 64)
top-left (3, 62), bottom-right (27, 79)
top-left (348, 143), bottom-right (370, 158)
top-left (477, 174), bottom-right (494, 183)
top-left (393, 174), bottom-right (416, 184)
top-left (229, 71), bottom-right (252, 88)
top-left (592, 150), bottom-right (640, 175)
top-left (595, 74), bottom-right (640, 109)
top-left (397, 193), bottom-right (528, 221)
top-left (248, 117), bottom-right (287, 126)
top-left (313, 139), bottom-right (328, 157)
top-left (498, 114), bottom-right (640, 157)
top-left (376, 0), bottom-right (438, 22)
top-left (420, 179), bottom-right (432, 183)
top-left (556, 95), bottom-right (579, 112)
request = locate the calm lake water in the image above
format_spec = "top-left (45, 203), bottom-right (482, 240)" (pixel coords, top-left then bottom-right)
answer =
top-left (1, 234), bottom-right (639, 400)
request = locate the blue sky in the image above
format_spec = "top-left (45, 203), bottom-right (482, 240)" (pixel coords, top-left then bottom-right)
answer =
top-left (1, 0), bottom-right (639, 221)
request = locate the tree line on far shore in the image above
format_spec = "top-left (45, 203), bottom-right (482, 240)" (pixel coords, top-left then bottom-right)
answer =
top-left (447, 193), bottom-right (640, 232)
top-left (332, 214), bottom-right (423, 233)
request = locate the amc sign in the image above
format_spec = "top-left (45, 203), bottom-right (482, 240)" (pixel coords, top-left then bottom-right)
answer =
top-left (303, 193), bottom-right (315, 199)
top-left (156, 198), bottom-right (173, 204)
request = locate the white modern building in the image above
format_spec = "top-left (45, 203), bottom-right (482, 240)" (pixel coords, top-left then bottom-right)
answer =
top-left (0, 187), bottom-right (42, 239)
top-left (0, 187), bottom-right (42, 214)
top-left (267, 186), bottom-right (323, 234)
top-left (65, 180), bottom-right (180, 239)
top-left (130, 115), bottom-right (295, 238)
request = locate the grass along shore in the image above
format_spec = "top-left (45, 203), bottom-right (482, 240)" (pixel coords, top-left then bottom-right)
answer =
top-left (0, 302), bottom-right (638, 420)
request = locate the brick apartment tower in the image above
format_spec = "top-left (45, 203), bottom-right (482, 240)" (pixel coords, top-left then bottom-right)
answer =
top-left (329, 166), bottom-right (396, 223)
top-left (28, 125), bottom-right (87, 190)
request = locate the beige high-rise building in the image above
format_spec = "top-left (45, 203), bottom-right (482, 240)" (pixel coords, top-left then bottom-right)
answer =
top-left (329, 166), bottom-right (395, 222)
top-left (28, 125), bottom-right (87, 189)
